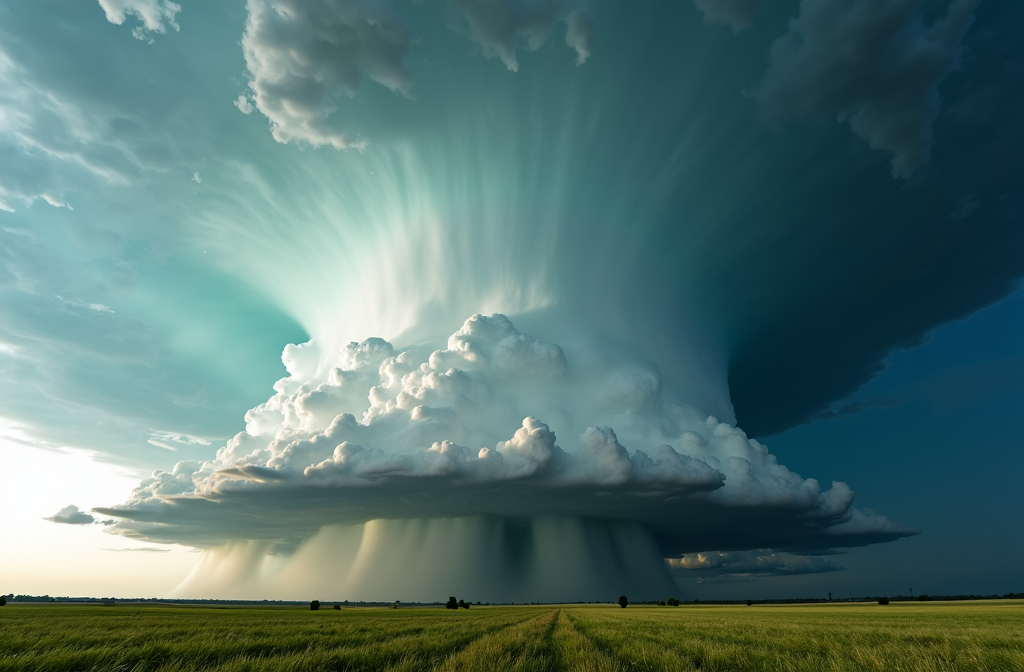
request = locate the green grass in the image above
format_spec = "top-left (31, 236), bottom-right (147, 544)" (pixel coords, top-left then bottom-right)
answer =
top-left (1, 601), bottom-right (1021, 671)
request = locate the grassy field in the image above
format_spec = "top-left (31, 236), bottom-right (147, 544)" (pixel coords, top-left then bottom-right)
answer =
top-left (0, 601), bottom-right (1021, 671)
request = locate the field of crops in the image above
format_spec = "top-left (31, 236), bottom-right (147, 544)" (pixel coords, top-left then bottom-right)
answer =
top-left (1, 600), bottom-right (1021, 671)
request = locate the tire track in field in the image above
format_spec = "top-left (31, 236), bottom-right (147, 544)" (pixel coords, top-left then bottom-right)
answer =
top-left (382, 609), bottom-right (551, 672)
top-left (431, 609), bottom-right (561, 671)
top-left (563, 610), bottom-right (691, 672)
top-left (551, 609), bottom-right (622, 671)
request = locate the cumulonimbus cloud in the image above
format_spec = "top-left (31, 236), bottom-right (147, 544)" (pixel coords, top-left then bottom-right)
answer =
top-left (98, 314), bottom-right (915, 558)
top-left (753, 0), bottom-right (978, 178)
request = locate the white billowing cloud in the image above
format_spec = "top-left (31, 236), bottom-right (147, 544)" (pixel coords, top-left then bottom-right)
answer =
top-left (693, 0), bottom-right (764, 32)
top-left (240, 0), bottom-right (415, 150)
top-left (565, 8), bottom-right (593, 65)
top-left (46, 504), bottom-right (96, 525)
top-left (754, 0), bottom-right (977, 178)
top-left (98, 0), bottom-right (181, 42)
top-left (449, 0), bottom-right (593, 72)
top-left (191, 172), bottom-right (201, 184)
top-left (100, 314), bottom-right (914, 558)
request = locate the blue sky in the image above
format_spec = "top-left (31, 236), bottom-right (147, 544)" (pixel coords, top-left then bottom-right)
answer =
top-left (0, 0), bottom-right (1020, 601)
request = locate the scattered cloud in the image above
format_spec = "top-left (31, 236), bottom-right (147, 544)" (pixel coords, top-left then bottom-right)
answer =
top-left (565, 8), bottom-right (593, 65)
top-left (449, 0), bottom-right (559, 72)
top-left (192, 172), bottom-right (201, 184)
top-left (753, 0), bottom-right (978, 178)
top-left (103, 546), bottom-right (171, 552)
top-left (949, 193), bottom-right (979, 220)
top-left (805, 398), bottom-right (900, 424)
top-left (46, 504), bottom-right (96, 525)
top-left (693, 0), bottom-right (764, 32)
top-left (233, 94), bottom-right (253, 115)
top-left (97, 0), bottom-right (180, 42)
top-left (449, 0), bottom-right (593, 72)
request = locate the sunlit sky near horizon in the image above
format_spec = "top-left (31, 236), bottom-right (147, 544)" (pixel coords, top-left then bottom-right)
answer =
top-left (0, 0), bottom-right (1021, 601)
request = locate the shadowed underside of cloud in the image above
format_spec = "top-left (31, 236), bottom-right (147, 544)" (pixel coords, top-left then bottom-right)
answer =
top-left (98, 314), bottom-right (915, 559)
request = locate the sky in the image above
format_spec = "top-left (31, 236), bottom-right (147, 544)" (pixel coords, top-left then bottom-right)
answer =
top-left (0, 0), bottom-right (1021, 602)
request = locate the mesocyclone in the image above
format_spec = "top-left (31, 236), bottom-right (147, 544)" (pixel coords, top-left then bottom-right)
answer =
top-left (99, 0), bottom-right (1021, 600)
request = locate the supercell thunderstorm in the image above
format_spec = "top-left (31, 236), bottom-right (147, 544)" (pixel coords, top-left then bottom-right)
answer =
top-left (99, 314), bottom-right (914, 601)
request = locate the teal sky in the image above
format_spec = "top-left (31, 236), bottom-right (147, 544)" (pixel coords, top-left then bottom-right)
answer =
top-left (0, 0), bottom-right (1020, 600)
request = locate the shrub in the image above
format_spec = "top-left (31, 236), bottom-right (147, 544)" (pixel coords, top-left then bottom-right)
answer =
top-left (746, 599), bottom-right (752, 606)
top-left (918, 594), bottom-right (931, 601)
top-left (878, 597), bottom-right (889, 605)
top-left (309, 600), bottom-right (320, 611)
top-left (0, 595), bottom-right (6, 606)
top-left (618, 595), bottom-right (628, 608)
top-left (458, 599), bottom-right (470, 609)
top-left (333, 604), bottom-right (341, 610)
top-left (666, 597), bottom-right (680, 607)
top-left (446, 596), bottom-right (459, 610)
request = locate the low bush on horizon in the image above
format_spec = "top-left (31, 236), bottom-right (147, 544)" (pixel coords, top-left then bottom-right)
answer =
top-left (0, 601), bottom-right (1021, 671)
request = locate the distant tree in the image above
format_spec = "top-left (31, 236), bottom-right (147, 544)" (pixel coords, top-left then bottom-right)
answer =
top-left (746, 599), bottom-right (752, 606)
top-left (918, 595), bottom-right (931, 602)
top-left (458, 599), bottom-right (470, 609)
top-left (618, 595), bottom-right (628, 608)
top-left (666, 597), bottom-right (680, 607)
top-left (446, 596), bottom-right (459, 610)
top-left (878, 597), bottom-right (889, 605)
top-left (333, 604), bottom-right (341, 610)
top-left (0, 595), bottom-right (6, 607)
top-left (309, 600), bottom-right (320, 611)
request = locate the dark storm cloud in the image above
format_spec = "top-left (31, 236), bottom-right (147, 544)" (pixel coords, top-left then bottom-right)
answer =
top-left (725, 2), bottom-right (1023, 437)
top-left (754, 0), bottom-right (977, 179)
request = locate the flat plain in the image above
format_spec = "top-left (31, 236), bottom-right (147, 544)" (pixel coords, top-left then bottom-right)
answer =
top-left (0, 600), bottom-right (1021, 671)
